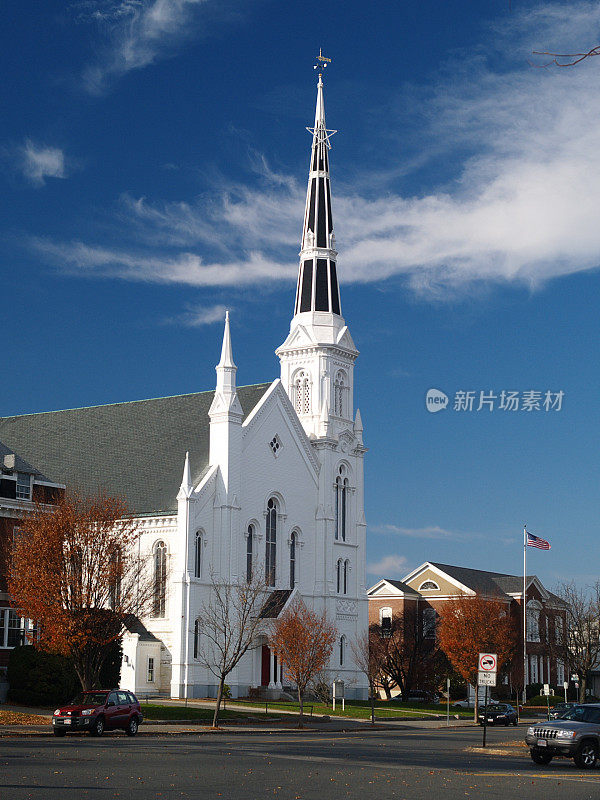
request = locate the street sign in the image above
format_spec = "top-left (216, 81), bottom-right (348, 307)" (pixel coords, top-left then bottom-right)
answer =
top-left (478, 671), bottom-right (497, 687)
top-left (563, 681), bottom-right (569, 690)
top-left (543, 684), bottom-right (550, 696)
top-left (478, 653), bottom-right (498, 673)
top-left (572, 674), bottom-right (579, 681)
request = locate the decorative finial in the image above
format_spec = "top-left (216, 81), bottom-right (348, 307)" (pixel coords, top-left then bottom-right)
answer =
top-left (313, 48), bottom-right (332, 77)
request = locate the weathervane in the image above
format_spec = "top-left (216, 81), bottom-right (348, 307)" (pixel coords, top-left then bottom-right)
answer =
top-left (313, 48), bottom-right (332, 77)
top-left (307, 48), bottom-right (336, 148)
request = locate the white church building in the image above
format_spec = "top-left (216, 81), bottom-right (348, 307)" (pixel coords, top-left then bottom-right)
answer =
top-left (0, 71), bottom-right (369, 699)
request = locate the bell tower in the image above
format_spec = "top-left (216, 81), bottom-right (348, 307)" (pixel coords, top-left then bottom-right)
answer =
top-left (276, 54), bottom-right (359, 440)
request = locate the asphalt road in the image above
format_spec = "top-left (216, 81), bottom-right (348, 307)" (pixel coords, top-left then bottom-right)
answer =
top-left (1, 725), bottom-right (598, 799)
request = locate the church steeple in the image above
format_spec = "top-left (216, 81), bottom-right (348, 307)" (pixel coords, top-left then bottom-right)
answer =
top-left (277, 55), bottom-right (359, 440)
top-left (294, 63), bottom-right (341, 317)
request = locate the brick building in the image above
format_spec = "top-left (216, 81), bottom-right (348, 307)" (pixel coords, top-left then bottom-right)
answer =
top-left (0, 441), bottom-right (63, 670)
top-left (368, 561), bottom-right (569, 693)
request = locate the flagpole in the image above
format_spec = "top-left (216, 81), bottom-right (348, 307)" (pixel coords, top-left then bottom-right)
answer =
top-left (523, 524), bottom-right (527, 705)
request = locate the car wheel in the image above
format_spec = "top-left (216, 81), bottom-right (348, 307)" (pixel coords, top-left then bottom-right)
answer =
top-left (90, 717), bottom-right (104, 737)
top-left (513, 719), bottom-right (518, 726)
top-left (126, 717), bottom-right (139, 737)
top-left (53, 729), bottom-right (66, 737)
top-left (574, 741), bottom-right (599, 769)
top-left (530, 749), bottom-right (553, 765)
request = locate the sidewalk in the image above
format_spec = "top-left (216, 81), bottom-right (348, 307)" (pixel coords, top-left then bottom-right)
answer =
top-left (0, 703), bottom-right (480, 738)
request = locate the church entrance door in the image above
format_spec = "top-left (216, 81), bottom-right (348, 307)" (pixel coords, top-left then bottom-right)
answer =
top-left (261, 645), bottom-right (270, 686)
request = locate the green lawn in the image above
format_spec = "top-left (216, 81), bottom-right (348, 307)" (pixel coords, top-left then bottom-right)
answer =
top-left (141, 704), bottom-right (271, 722)
top-left (225, 698), bottom-right (474, 720)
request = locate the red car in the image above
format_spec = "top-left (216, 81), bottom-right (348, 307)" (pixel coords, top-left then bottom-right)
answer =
top-left (52, 689), bottom-right (143, 737)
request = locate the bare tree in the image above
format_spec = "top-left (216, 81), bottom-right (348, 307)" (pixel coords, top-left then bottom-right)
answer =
top-left (196, 572), bottom-right (267, 728)
top-left (376, 607), bottom-right (437, 699)
top-left (532, 46), bottom-right (600, 67)
top-left (351, 629), bottom-right (385, 725)
top-left (553, 581), bottom-right (600, 702)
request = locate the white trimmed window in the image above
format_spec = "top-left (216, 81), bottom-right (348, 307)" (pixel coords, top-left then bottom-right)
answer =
top-left (294, 371), bottom-right (310, 415)
top-left (194, 619), bottom-right (200, 659)
top-left (16, 473), bottom-right (31, 500)
top-left (526, 600), bottom-right (541, 642)
top-left (334, 370), bottom-right (347, 417)
top-left (153, 541), bottom-right (167, 618)
top-left (147, 657), bottom-right (155, 683)
top-left (334, 464), bottom-right (349, 542)
top-left (266, 498), bottom-right (278, 587)
top-left (418, 580), bottom-right (439, 591)
top-left (290, 531), bottom-right (297, 587)
top-left (246, 524), bottom-right (254, 583)
top-left (422, 607), bottom-right (436, 639)
top-left (380, 606), bottom-right (392, 637)
top-left (194, 531), bottom-right (203, 579)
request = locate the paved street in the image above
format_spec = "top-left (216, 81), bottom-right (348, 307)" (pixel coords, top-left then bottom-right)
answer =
top-left (1, 725), bottom-right (598, 799)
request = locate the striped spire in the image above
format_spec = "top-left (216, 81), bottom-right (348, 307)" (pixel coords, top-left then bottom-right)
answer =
top-left (294, 70), bottom-right (341, 317)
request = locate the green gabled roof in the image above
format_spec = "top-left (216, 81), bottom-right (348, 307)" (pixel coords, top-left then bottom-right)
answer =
top-left (0, 383), bottom-right (271, 516)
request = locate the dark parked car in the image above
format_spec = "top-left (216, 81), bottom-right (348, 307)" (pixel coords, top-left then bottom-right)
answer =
top-left (550, 702), bottom-right (578, 720)
top-left (478, 703), bottom-right (518, 726)
top-left (52, 689), bottom-right (143, 737)
top-left (526, 704), bottom-right (600, 769)
top-left (399, 690), bottom-right (439, 703)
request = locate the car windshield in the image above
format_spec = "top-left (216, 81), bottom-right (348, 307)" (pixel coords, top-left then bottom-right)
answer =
top-left (484, 705), bottom-right (507, 712)
top-left (561, 706), bottom-right (600, 724)
top-left (69, 692), bottom-right (108, 706)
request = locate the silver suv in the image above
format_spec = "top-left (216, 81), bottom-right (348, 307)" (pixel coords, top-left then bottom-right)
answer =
top-left (526, 703), bottom-right (600, 769)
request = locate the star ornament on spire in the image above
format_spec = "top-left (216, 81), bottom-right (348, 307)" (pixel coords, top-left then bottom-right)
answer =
top-left (307, 48), bottom-right (337, 148)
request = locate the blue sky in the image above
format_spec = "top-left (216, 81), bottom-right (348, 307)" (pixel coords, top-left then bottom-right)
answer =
top-left (2, 0), bottom-right (599, 588)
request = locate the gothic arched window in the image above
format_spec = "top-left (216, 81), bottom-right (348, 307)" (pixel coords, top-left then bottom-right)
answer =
top-left (153, 541), bottom-right (167, 618)
top-left (194, 531), bottom-right (203, 579)
top-left (266, 498), bottom-right (278, 587)
top-left (336, 559), bottom-right (342, 594)
top-left (109, 546), bottom-right (122, 610)
top-left (290, 531), bottom-right (297, 587)
top-left (334, 370), bottom-right (347, 417)
top-left (246, 524), bottom-right (254, 583)
top-left (334, 464), bottom-right (349, 542)
top-left (294, 370), bottom-right (310, 415)
top-left (193, 619), bottom-right (200, 659)
top-left (339, 635), bottom-right (346, 666)
top-left (343, 559), bottom-right (349, 595)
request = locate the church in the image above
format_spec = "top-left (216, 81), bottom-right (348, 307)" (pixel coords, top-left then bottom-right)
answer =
top-left (0, 70), bottom-right (369, 699)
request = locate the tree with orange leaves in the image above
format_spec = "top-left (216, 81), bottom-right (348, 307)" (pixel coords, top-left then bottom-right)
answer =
top-left (8, 493), bottom-right (153, 691)
top-left (437, 595), bottom-right (516, 719)
top-left (269, 598), bottom-right (337, 724)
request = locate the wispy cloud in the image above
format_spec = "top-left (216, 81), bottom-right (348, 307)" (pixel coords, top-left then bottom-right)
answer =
top-left (367, 554), bottom-right (408, 578)
top-left (32, 237), bottom-right (295, 287)
top-left (20, 140), bottom-right (67, 187)
top-left (37, 3), bottom-right (600, 294)
top-left (371, 524), bottom-right (459, 540)
top-left (164, 302), bottom-right (228, 326)
top-left (76, 0), bottom-right (210, 94)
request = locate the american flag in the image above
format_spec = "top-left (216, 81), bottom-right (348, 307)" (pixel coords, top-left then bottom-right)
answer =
top-left (527, 531), bottom-right (551, 550)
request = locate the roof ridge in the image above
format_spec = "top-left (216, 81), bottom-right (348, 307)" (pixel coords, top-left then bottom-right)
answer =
top-left (430, 561), bottom-right (524, 581)
top-left (0, 382), bottom-right (271, 420)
